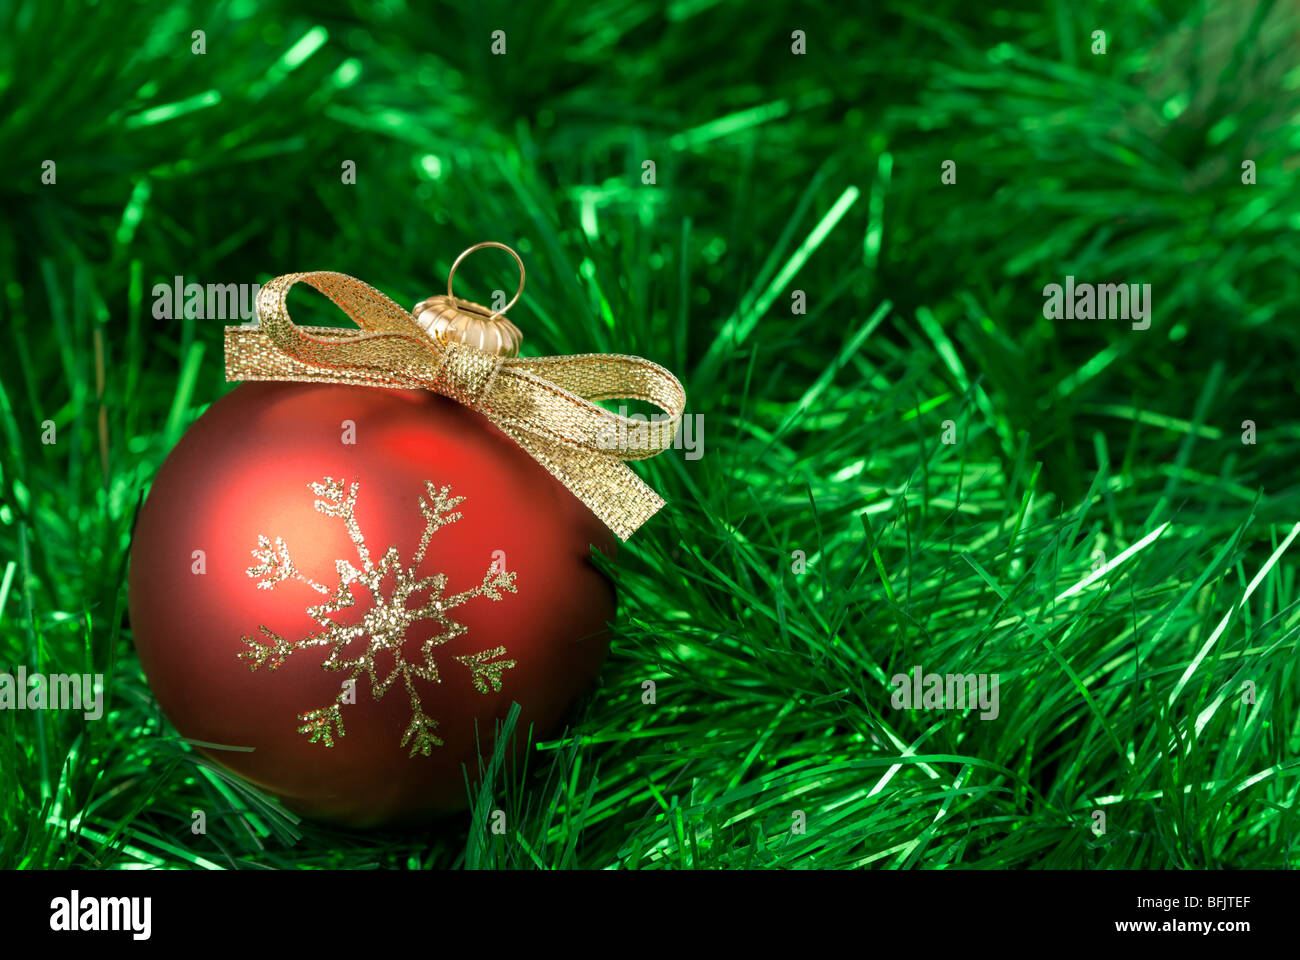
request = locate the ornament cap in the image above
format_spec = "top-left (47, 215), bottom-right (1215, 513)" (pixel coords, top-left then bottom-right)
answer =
top-left (412, 293), bottom-right (524, 357)
top-left (413, 241), bottom-right (526, 357)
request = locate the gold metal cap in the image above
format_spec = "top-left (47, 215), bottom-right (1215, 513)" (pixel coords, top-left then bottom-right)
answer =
top-left (412, 241), bottom-right (525, 358)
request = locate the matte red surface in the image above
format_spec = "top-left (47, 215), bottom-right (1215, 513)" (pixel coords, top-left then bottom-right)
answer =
top-left (128, 382), bottom-right (614, 827)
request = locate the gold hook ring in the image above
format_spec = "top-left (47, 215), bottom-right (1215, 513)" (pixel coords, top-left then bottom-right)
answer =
top-left (447, 242), bottom-right (525, 321)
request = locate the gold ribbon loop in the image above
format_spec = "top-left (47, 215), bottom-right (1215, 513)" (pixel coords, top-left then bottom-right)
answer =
top-left (225, 271), bottom-right (685, 540)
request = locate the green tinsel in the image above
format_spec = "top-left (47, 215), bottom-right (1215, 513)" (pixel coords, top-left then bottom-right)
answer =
top-left (1, 0), bottom-right (1298, 868)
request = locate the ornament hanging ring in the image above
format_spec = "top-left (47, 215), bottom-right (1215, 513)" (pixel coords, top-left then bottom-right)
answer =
top-left (447, 242), bottom-right (525, 321)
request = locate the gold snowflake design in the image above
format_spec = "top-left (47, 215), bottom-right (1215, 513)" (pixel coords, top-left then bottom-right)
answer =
top-left (238, 477), bottom-right (517, 757)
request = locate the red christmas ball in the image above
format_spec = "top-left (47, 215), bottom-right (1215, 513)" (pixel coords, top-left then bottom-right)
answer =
top-left (128, 381), bottom-right (615, 827)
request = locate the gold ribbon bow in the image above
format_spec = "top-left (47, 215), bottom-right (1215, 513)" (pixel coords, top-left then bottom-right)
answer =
top-left (224, 270), bottom-right (685, 541)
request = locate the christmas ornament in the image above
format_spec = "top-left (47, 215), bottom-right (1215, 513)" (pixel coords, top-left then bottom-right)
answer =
top-left (129, 243), bottom-right (685, 826)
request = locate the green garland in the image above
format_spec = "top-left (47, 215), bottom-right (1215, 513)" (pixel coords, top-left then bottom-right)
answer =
top-left (1, 0), bottom-right (1297, 868)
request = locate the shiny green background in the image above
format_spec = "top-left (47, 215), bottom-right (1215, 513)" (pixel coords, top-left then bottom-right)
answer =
top-left (2, 0), bottom-right (1298, 868)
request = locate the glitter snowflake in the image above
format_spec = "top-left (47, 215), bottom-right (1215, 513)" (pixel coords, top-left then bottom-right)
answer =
top-left (238, 477), bottom-right (517, 757)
